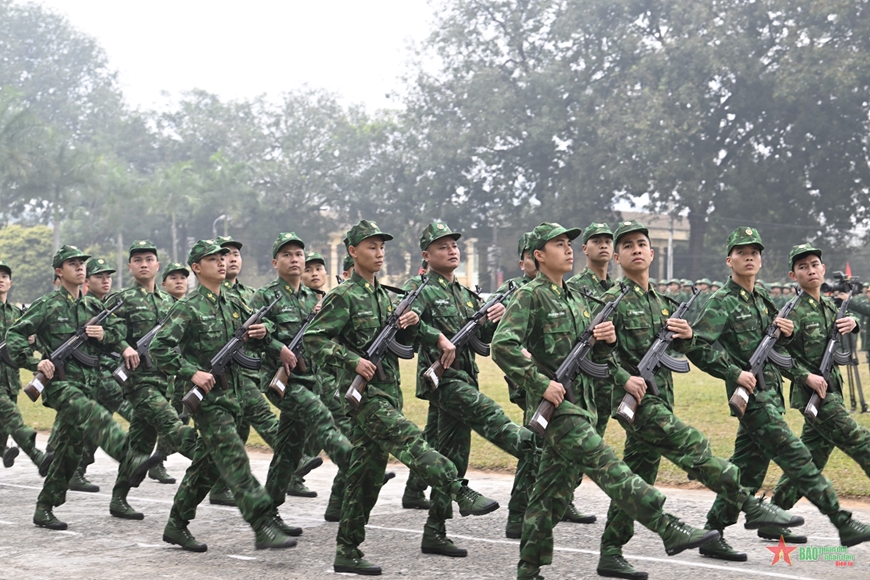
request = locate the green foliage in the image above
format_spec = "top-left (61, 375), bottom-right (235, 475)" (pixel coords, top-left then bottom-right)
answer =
top-left (0, 224), bottom-right (54, 304)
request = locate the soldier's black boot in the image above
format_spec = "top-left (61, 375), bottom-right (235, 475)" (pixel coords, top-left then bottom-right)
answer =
top-left (421, 518), bottom-right (467, 557)
top-left (561, 502), bottom-right (597, 524)
top-left (401, 487), bottom-right (430, 509)
top-left (128, 451), bottom-right (163, 487)
top-left (37, 451), bottom-right (54, 477)
top-left (596, 553), bottom-right (648, 579)
top-left (286, 473), bottom-right (317, 498)
top-left (110, 487), bottom-right (144, 520)
top-left (294, 454), bottom-right (323, 477)
top-left (334, 547), bottom-right (382, 576)
top-left (757, 526), bottom-right (807, 544)
top-left (253, 515), bottom-right (297, 549)
top-left (833, 510), bottom-right (870, 547)
top-left (270, 509), bottom-right (303, 536)
top-left (742, 495), bottom-right (804, 530)
top-left (148, 461), bottom-right (176, 484)
top-left (517, 561), bottom-right (543, 580)
top-left (163, 513), bottom-right (207, 552)
top-left (658, 514), bottom-right (719, 556)
top-left (3, 446), bottom-right (19, 468)
top-left (33, 504), bottom-right (67, 530)
top-left (453, 481), bottom-right (499, 517)
top-left (209, 482), bottom-right (237, 506)
top-left (699, 528), bottom-right (747, 561)
top-left (68, 467), bottom-right (99, 492)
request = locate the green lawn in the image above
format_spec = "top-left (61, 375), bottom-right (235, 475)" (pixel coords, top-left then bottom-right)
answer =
top-left (15, 358), bottom-right (870, 497)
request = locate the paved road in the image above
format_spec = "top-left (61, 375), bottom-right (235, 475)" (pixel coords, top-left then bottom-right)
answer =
top-left (1, 434), bottom-right (867, 579)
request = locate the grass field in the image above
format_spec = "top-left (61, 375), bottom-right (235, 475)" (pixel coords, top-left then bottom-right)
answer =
top-left (13, 357), bottom-right (870, 498)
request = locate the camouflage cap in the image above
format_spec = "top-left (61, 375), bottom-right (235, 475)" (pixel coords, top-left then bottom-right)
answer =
top-left (682, 278), bottom-right (693, 287)
top-left (770, 281), bottom-right (783, 289)
top-left (162, 262), bottom-right (189, 281)
top-left (696, 277), bottom-right (712, 286)
top-left (517, 232), bottom-right (532, 258)
top-left (344, 220), bottom-right (393, 247)
top-left (726, 227), bottom-right (764, 255)
top-left (582, 222), bottom-right (613, 244)
top-left (342, 253), bottom-right (354, 272)
top-left (86, 257), bottom-right (115, 277)
top-left (216, 235), bottom-right (243, 250)
top-left (419, 221), bottom-right (461, 251)
top-left (0, 260), bottom-right (11, 276)
top-left (187, 239), bottom-right (229, 266)
top-left (129, 239), bottom-right (158, 259)
top-left (712, 280), bottom-right (724, 288)
top-left (527, 222), bottom-right (582, 251)
top-left (668, 278), bottom-right (680, 286)
top-left (788, 242), bottom-right (822, 270)
top-left (53, 244), bottom-right (91, 269)
top-left (613, 220), bottom-right (649, 245)
top-left (304, 250), bottom-right (325, 266)
top-left (271, 232), bottom-right (305, 258)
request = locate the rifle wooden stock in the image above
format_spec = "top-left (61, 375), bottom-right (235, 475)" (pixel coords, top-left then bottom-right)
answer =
top-left (111, 364), bottom-right (130, 386)
top-left (615, 393), bottom-right (639, 424)
top-left (24, 365), bottom-right (66, 402)
top-left (729, 386), bottom-right (750, 418)
top-left (423, 358), bottom-right (459, 390)
top-left (345, 374), bottom-right (367, 410)
top-left (528, 400), bottom-right (555, 437)
top-left (182, 374), bottom-right (228, 414)
top-left (269, 367), bottom-right (289, 399)
top-left (804, 392), bottom-right (822, 421)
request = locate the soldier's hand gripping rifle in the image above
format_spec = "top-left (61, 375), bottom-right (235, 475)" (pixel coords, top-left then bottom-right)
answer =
top-left (616, 286), bottom-right (701, 424)
top-left (111, 316), bottom-right (168, 386)
top-left (268, 309), bottom-right (318, 400)
top-left (528, 283), bottom-right (630, 437)
top-left (182, 293), bottom-right (280, 414)
top-left (344, 276), bottom-right (429, 410)
top-left (804, 285), bottom-right (856, 421)
top-left (729, 290), bottom-right (803, 418)
top-left (24, 300), bottom-right (125, 402)
top-left (423, 281), bottom-right (518, 390)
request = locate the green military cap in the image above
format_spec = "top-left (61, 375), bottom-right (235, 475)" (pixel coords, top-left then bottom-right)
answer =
top-left (726, 226), bottom-right (764, 255)
top-left (86, 257), bottom-right (115, 277)
top-left (304, 251), bottom-right (325, 266)
top-left (712, 280), bottom-right (724, 288)
top-left (162, 262), bottom-right (189, 281)
top-left (342, 254), bottom-right (354, 272)
top-left (788, 243), bottom-right (822, 270)
top-left (696, 277), bottom-right (712, 286)
top-left (681, 278), bottom-right (693, 287)
top-left (770, 281), bottom-right (782, 289)
top-left (668, 278), bottom-right (680, 286)
top-left (53, 244), bottom-right (91, 269)
top-left (271, 232), bottom-right (305, 258)
top-left (216, 235), bottom-right (243, 250)
top-left (517, 232), bottom-right (532, 258)
top-left (582, 222), bottom-right (613, 244)
top-left (0, 260), bottom-right (11, 276)
top-left (527, 222), bottom-right (582, 251)
top-left (187, 239), bottom-right (229, 266)
top-left (344, 220), bottom-right (393, 247)
top-left (129, 239), bottom-right (158, 259)
top-left (649, 277), bottom-right (657, 285)
top-left (613, 220), bottom-right (649, 245)
top-left (419, 221), bottom-right (461, 251)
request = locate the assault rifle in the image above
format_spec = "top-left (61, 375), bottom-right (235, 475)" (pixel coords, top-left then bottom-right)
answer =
top-left (111, 316), bottom-right (167, 386)
top-left (182, 293), bottom-right (280, 414)
top-left (268, 309), bottom-right (318, 400)
top-left (24, 300), bottom-right (125, 402)
top-left (423, 281), bottom-right (518, 390)
top-left (804, 285), bottom-right (856, 421)
top-left (344, 276), bottom-right (429, 410)
top-left (729, 290), bottom-right (803, 418)
top-left (616, 286), bottom-right (701, 424)
top-left (527, 283), bottom-right (630, 437)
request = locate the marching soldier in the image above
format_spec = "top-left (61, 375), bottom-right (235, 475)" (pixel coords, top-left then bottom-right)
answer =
top-left (491, 222), bottom-right (719, 580)
top-left (685, 228), bottom-right (870, 555)
top-left (161, 262), bottom-right (189, 300)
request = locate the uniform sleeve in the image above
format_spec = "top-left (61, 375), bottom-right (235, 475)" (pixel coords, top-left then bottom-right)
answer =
top-left (251, 288), bottom-right (285, 359)
top-left (149, 301), bottom-right (199, 380)
top-left (404, 278), bottom-right (440, 347)
top-left (6, 304), bottom-right (42, 368)
top-left (847, 295), bottom-right (870, 317)
top-left (491, 289), bottom-right (550, 398)
top-left (304, 290), bottom-right (360, 374)
top-left (685, 297), bottom-right (744, 386)
top-left (607, 303), bottom-right (632, 390)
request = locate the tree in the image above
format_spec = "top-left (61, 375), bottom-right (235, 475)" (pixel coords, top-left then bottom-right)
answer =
top-left (0, 224), bottom-right (54, 304)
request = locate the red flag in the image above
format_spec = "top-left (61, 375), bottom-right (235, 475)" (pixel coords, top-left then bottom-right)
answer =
top-left (846, 262), bottom-right (852, 277)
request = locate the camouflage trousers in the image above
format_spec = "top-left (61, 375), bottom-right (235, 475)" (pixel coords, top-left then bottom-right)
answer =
top-left (337, 392), bottom-right (462, 556)
top-left (95, 374), bottom-right (134, 422)
top-left (772, 393), bottom-right (870, 510)
top-left (0, 388), bottom-right (41, 464)
top-left (426, 376), bottom-right (539, 521)
top-left (300, 380), bottom-right (354, 506)
top-left (113, 383), bottom-right (200, 494)
top-left (573, 376), bottom-right (614, 498)
top-left (706, 401), bottom-right (841, 531)
top-left (264, 381), bottom-right (352, 508)
top-left (39, 379), bottom-right (128, 507)
top-left (601, 398), bottom-right (749, 555)
top-left (236, 373), bottom-right (279, 449)
top-left (520, 404), bottom-right (668, 572)
top-left (169, 390), bottom-right (274, 528)
top-left (404, 403), bottom-right (438, 495)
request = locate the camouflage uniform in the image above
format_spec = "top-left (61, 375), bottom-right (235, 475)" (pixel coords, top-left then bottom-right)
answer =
top-left (409, 222), bottom-right (538, 544)
top-left (149, 240), bottom-right (277, 541)
top-left (491, 223), bottom-right (699, 579)
top-left (254, 232), bottom-right (351, 511)
top-left (6, 246), bottom-right (145, 524)
top-left (686, 229), bottom-right (859, 539)
top-left (772, 245), bottom-right (870, 512)
top-left (304, 221), bottom-right (479, 570)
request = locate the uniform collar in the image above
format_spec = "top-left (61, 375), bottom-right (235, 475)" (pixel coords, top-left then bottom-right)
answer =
top-left (276, 278), bottom-right (311, 298)
top-left (57, 285), bottom-right (80, 302)
top-left (535, 271), bottom-right (568, 297)
top-left (350, 269), bottom-right (378, 294)
top-left (726, 276), bottom-right (756, 303)
top-left (427, 269), bottom-right (456, 289)
top-left (621, 276), bottom-right (653, 298)
top-left (133, 280), bottom-right (158, 295)
top-left (196, 283), bottom-right (220, 303)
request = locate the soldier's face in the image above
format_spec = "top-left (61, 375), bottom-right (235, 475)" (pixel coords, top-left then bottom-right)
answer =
top-left (128, 251), bottom-right (159, 283)
top-left (273, 243), bottom-right (305, 281)
top-left (614, 232), bottom-right (654, 276)
top-left (423, 238), bottom-right (460, 275)
top-left (699, 283), bottom-right (709, 292)
top-left (771, 287), bottom-right (782, 296)
top-left (225, 247), bottom-right (242, 279)
top-left (59, 258), bottom-right (86, 286)
top-left (658, 283), bottom-right (667, 292)
top-left (303, 263), bottom-right (327, 290)
top-left (163, 273), bottom-right (188, 298)
top-left (726, 244), bottom-right (762, 277)
top-left (349, 237), bottom-right (385, 274)
top-left (193, 253), bottom-right (226, 283)
top-left (520, 252), bottom-right (537, 277)
top-left (88, 273), bottom-right (112, 297)
top-left (535, 234), bottom-right (573, 275)
top-left (0, 271), bottom-right (10, 294)
top-left (789, 254), bottom-right (825, 291)
top-left (583, 235), bottom-right (613, 264)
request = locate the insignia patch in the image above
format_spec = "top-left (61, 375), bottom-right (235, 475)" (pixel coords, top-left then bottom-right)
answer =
top-left (662, 309), bottom-right (669, 316)
top-left (584, 311), bottom-right (590, 318)
top-left (233, 312), bottom-right (239, 318)
top-left (466, 301), bottom-right (473, 307)
top-left (745, 228), bottom-right (752, 235)
top-left (437, 223), bottom-right (444, 230)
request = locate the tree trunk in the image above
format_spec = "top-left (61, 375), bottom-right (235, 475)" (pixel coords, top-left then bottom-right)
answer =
top-left (171, 211), bottom-right (178, 263)
top-left (52, 186), bottom-right (61, 252)
top-left (686, 203), bottom-right (710, 280)
top-left (116, 230), bottom-right (124, 289)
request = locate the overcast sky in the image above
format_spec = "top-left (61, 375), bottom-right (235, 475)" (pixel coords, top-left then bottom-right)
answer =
top-left (30, 0), bottom-right (435, 112)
